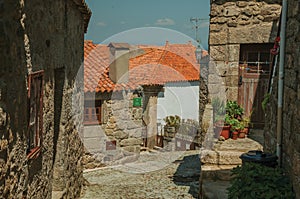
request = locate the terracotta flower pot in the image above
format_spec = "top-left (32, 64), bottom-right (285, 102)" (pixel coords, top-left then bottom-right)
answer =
top-left (238, 131), bottom-right (246, 138)
top-left (243, 127), bottom-right (249, 134)
top-left (220, 125), bottom-right (231, 140)
top-left (232, 131), bottom-right (239, 140)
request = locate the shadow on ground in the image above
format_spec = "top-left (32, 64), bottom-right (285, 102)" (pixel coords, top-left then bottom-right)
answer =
top-left (172, 154), bottom-right (201, 199)
top-left (247, 129), bottom-right (264, 146)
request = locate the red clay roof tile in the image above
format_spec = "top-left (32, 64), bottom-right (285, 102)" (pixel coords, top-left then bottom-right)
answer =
top-left (84, 41), bottom-right (204, 93)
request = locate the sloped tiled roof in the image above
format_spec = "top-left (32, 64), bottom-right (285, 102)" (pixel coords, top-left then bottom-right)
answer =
top-left (84, 41), bottom-right (204, 93)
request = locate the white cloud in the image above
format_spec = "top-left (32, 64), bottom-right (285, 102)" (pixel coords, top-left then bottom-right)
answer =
top-left (97, 21), bottom-right (107, 26)
top-left (154, 18), bottom-right (175, 26)
top-left (120, 21), bottom-right (126, 25)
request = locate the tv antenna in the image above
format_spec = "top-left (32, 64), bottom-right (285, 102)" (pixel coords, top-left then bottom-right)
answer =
top-left (190, 17), bottom-right (208, 46)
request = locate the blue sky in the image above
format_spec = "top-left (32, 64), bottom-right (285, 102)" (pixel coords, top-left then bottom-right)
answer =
top-left (85, 0), bottom-right (210, 49)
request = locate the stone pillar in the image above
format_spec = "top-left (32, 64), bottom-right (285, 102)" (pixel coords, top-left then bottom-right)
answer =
top-left (143, 86), bottom-right (163, 149)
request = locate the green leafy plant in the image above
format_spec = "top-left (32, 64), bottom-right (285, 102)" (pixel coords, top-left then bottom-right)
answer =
top-left (164, 115), bottom-right (181, 128)
top-left (262, 93), bottom-right (271, 112)
top-left (226, 100), bottom-right (244, 119)
top-left (227, 163), bottom-right (295, 199)
top-left (229, 118), bottom-right (244, 132)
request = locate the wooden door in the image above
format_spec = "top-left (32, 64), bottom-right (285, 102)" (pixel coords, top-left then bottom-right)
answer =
top-left (238, 43), bottom-right (273, 129)
top-left (238, 67), bottom-right (270, 128)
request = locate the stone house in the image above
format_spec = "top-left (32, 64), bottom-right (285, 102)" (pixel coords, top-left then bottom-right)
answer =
top-left (207, 0), bottom-right (300, 197)
top-left (264, 0), bottom-right (300, 197)
top-left (207, 0), bottom-right (281, 128)
top-left (83, 41), bottom-right (201, 163)
top-left (0, 0), bottom-right (90, 198)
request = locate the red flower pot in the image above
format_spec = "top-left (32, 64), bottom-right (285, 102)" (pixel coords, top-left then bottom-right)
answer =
top-left (220, 125), bottom-right (231, 140)
top-left (232, 131), bottom-right (239, 140)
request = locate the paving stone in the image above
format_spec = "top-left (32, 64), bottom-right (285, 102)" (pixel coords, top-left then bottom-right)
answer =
top-left (81, 150), bottom-right (200, 199)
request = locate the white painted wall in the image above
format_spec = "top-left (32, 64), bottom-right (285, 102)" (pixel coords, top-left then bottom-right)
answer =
top-left (157, 81), bottom-right (199, 123)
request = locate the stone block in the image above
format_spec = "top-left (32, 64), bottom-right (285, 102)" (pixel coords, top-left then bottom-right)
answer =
top-left (113, 130), bottom-right (129, 140)
top-left (83, 126), bottom-right (105, 138)
top-left (116, 121), bottom-right (128, 130)
top-left (208, 74), bottom-right (223, 85)
top-left (227, 20), bottom-right (238, 27)
top-left (223, 6), bottom-right (241, 17)
top-left (236, 1), bottom-right (247, 8)
top-left (210, 45), bottom-right (226, 61)
top-left (127, 128), bottom-right (142, 138)
top-left (120, 138), bottom-right (142, 147)
top-left (210, 24), bottom-right (222, 32)
top-left (109, 116), bottom-right (116, 123)
top-left (228, 23), bottom-right (275, 43)
top-left (208, 83), bottom-right (226, 96)
top-left (225, 75), bottom-right (239, 87)
top-left (226, 86), bottom-right (238, 101)
top-left (210, 17), bottom-right (229, 24)
top-left (215, 61), bottom-right (228, 76)
top-left (200, 149), bottom-right (243, 165)
top-left (105, 129), bottom-right (114, 136)
top-left (209, 31), bottom-right (228, 45)
top-left (126, 121), bottom-right (140, 130)
top-left (122, 145), bottom-right (140, 153)
top-left (201, 165), bottom-right (237, 181)
top-left (84, 138), bottom-right (102, 153)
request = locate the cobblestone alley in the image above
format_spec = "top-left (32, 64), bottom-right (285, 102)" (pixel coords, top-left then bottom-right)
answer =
top-left (80, 150), bottom-right (200, 199)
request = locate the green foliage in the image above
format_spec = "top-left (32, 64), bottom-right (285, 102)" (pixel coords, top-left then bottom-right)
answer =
top-left (229, 118), bottom-right (244, 132)
top-left (262, 93), bottom-right (271, 112)
top-left (227, 163), bottom-right (295, 199)
top-left (226, 100), bottom-right (244, 119)
top-left (212, 99), bottom-right (246, 129)
top-left (164, 115), bottom-right (181, 127)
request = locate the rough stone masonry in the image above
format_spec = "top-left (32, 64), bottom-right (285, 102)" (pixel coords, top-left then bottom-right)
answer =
top-left (0, 0), bottom-right (90, 198)
top-left (264, 0), bottom-right (300, 197)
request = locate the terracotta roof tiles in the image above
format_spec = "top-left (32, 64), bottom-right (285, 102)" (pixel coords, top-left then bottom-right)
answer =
top-left (84, 41), bottom-right (204, 93)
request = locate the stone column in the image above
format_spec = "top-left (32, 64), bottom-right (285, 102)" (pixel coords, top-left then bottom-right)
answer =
top-left (143, 86), bottom-right (163, 149)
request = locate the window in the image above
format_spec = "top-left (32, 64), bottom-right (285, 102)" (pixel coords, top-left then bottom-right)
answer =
top-left (240, 43), bottom-right (273, 74)
top-left (84, 100), bottom-right (102, 125)
top-left (27, 70), bottom-right (44, 159)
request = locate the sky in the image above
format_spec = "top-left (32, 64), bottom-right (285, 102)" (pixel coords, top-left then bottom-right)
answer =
top-left (84, 0), bottom-right (210, 50)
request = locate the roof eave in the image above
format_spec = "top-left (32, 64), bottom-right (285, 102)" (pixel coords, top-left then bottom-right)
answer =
top-left (72, 0), bottom-right (92, 33)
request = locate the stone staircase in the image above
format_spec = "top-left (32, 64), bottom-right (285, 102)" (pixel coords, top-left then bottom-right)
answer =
top-left (199, 131), bottom-right (264, 199)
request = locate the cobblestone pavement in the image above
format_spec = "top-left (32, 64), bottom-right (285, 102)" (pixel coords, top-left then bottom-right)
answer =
top-left (80, 150), bottom-right (201, 199)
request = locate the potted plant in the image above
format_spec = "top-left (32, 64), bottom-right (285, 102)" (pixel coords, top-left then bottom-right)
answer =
top-left (229, 118), bottom-right (244, 140)
top-left (225, 100), bottom-right (244, 120)
top-left (240, 116), bottom-right (250, 135)
top-left (212, 98), bottom-right (231, 139)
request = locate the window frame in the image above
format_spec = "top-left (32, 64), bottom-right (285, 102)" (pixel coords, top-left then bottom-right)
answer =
top-left (27, 70), bottom-right (44, 159)
top-left (84, 99), bottom-right (102, 125)
top-left (239, 43), bottom-right (273, 74)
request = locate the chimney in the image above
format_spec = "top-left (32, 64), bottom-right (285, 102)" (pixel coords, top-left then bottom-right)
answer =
top-left (108, 43), bottom-right (130, 83)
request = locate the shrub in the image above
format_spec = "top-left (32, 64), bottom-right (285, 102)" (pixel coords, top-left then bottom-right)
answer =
top-left (227, 163), bottom-right (295, 199)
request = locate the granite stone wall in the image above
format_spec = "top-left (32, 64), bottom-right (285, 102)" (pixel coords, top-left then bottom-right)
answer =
top-left (201, 0), bottom-right (281, 143)
top-left (83, 92), bottom-right (143, 165)
top-left (264, 0), bottom-right (300, 197)
top-left (0, 0), bottom-right (90, 198)
top-left (209, 0), bottom-right (281, 100)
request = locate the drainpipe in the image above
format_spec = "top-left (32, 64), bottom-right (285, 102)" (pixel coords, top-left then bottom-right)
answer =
top-left (277, 0), bottom-right (287, 168)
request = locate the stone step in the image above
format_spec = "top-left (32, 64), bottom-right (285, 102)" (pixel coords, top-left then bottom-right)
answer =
top-left (200, 165), bottom-right (236, 199)
top-left (201, 164), bottom-right (238, 181)
top-left (213, 138), bottom-right (263, 152)
top-left (200, 149), bottom-right (245, 165)
top-left (200, 180), bottom-right (230, 199)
